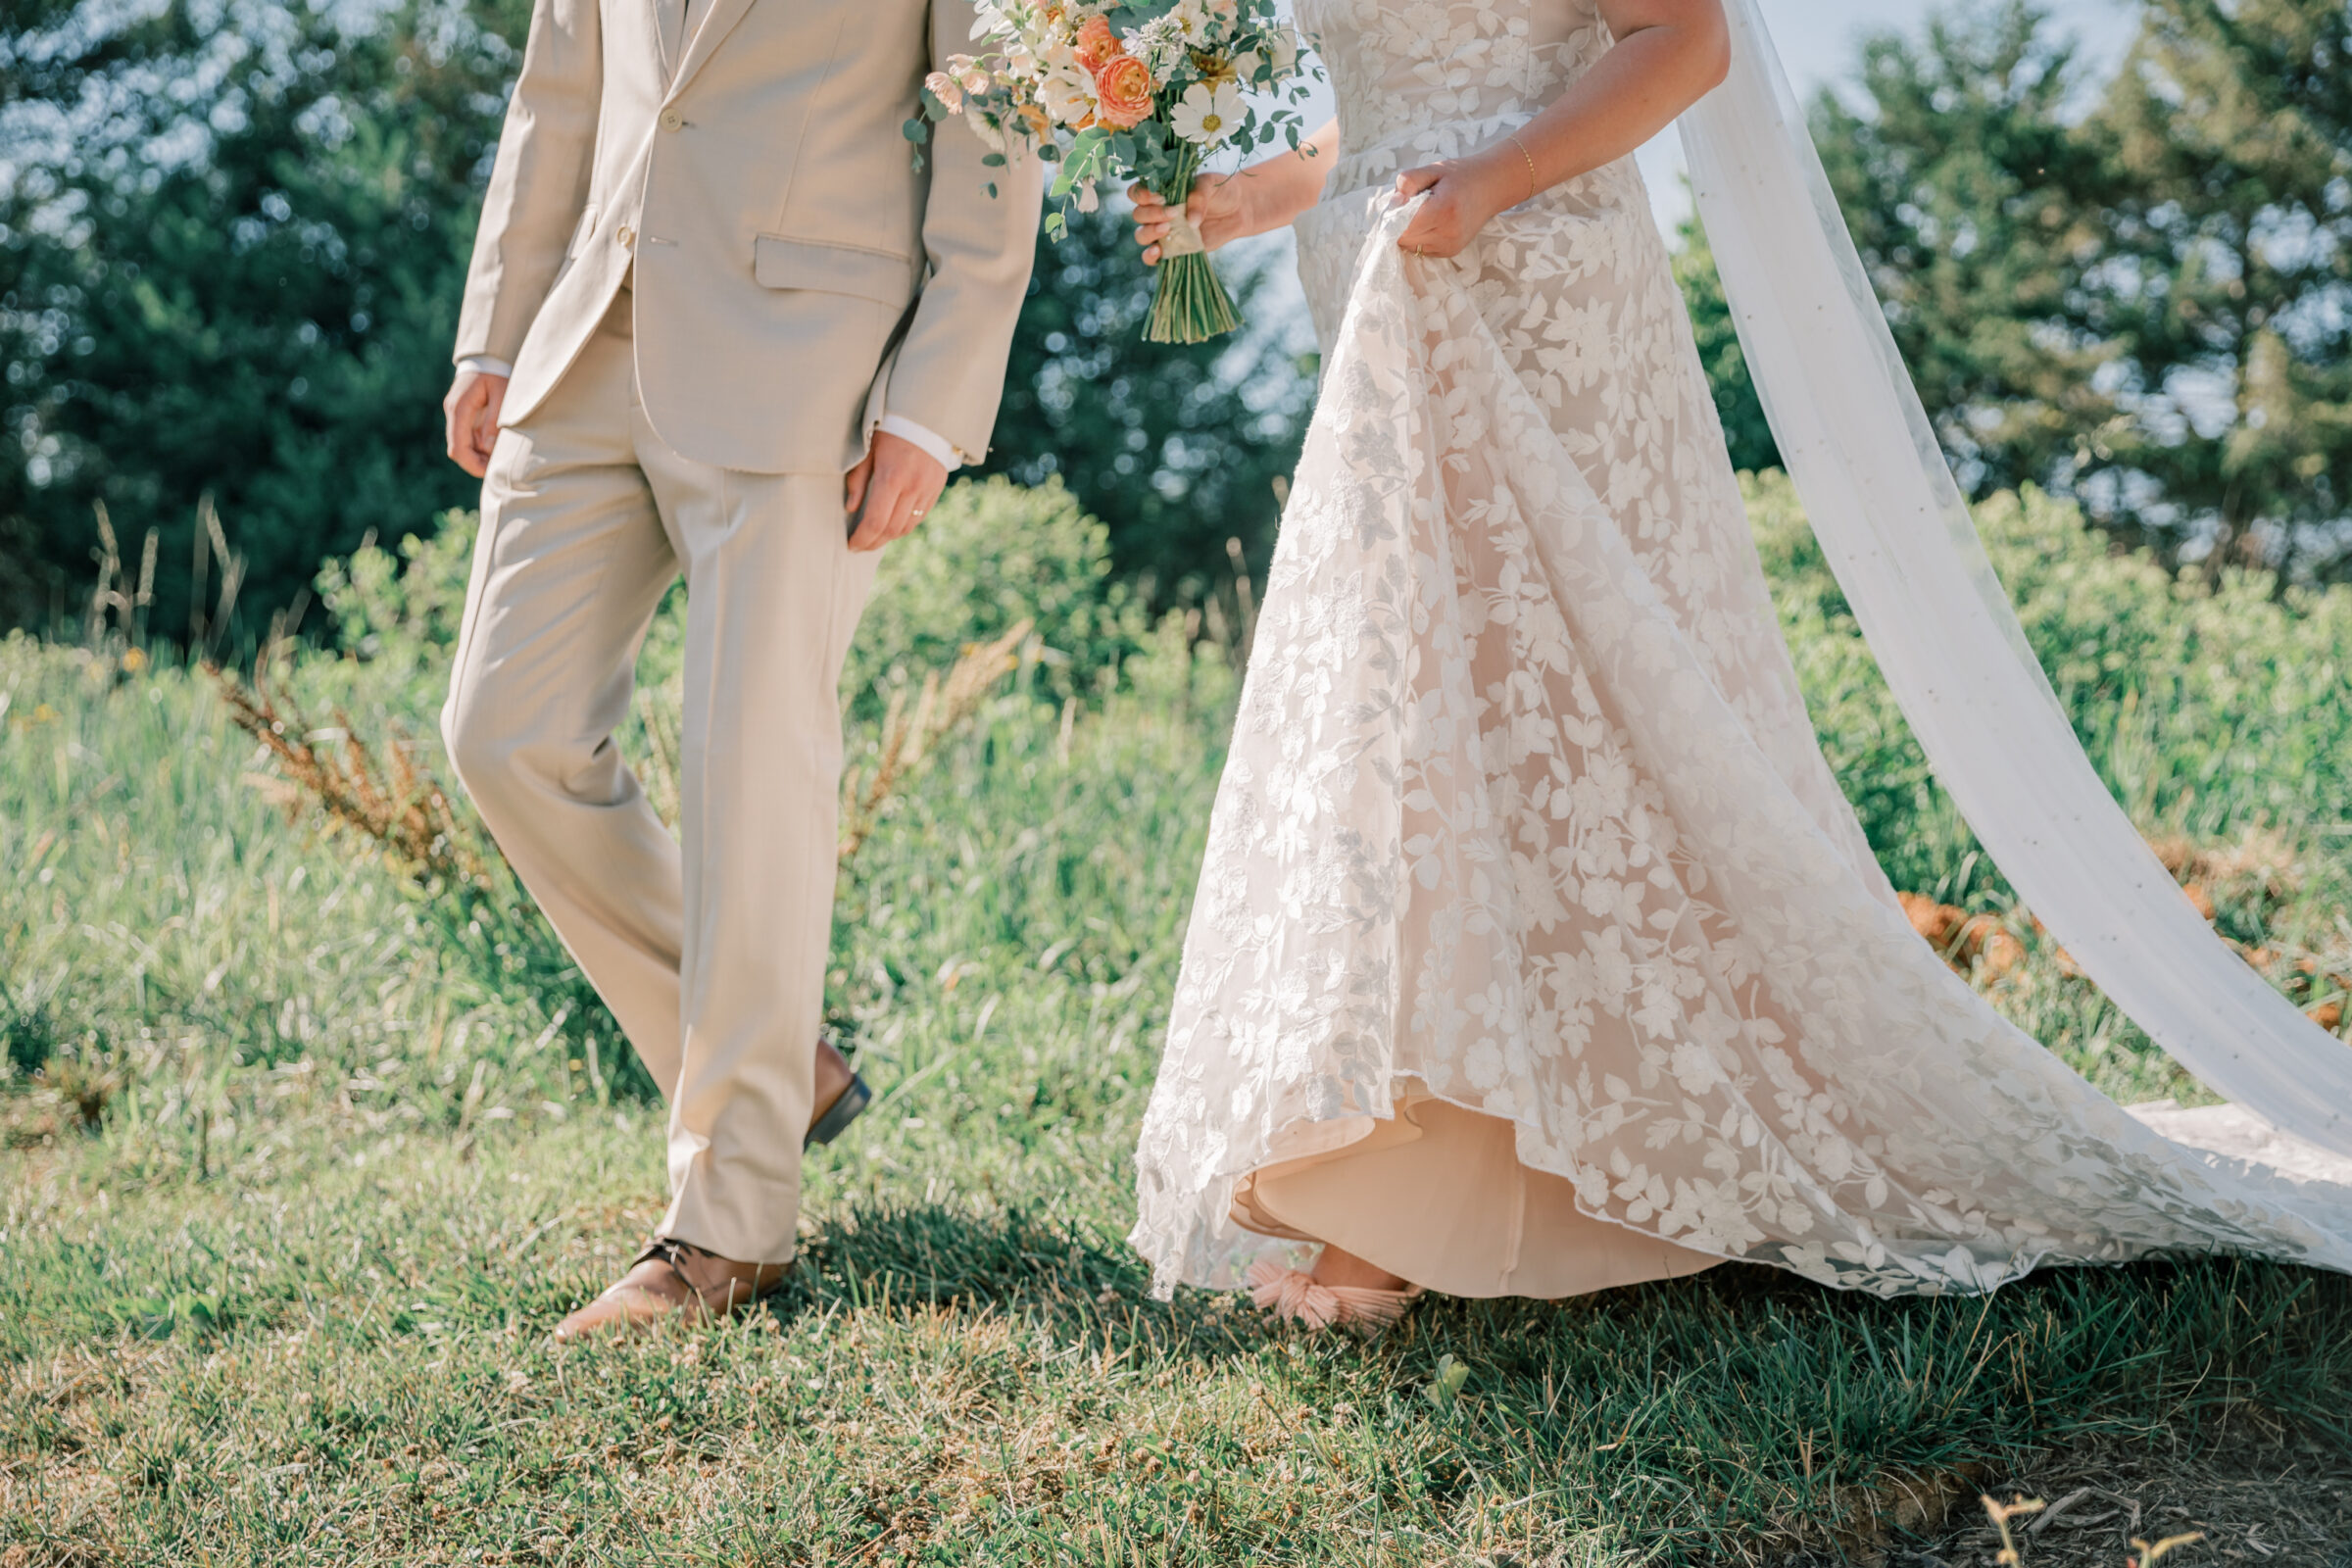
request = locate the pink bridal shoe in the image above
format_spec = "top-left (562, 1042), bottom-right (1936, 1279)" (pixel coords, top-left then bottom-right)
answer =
top-left (1246, 1258), bottom-right (1423, 1333)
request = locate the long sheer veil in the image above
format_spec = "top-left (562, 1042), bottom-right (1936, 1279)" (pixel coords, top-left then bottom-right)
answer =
top-left (1675, 0), bottom-right (2352, 1157)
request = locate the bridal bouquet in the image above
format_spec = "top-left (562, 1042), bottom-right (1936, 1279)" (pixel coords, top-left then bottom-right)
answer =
top-left (911, 0), bottom-right (1315, 343)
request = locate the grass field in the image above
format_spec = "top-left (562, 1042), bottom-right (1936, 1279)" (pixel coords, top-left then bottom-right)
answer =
top-left (4, 475), bottom-right (2350, 1566)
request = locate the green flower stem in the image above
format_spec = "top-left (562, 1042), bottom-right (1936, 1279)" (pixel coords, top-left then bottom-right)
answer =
top-left (1143, 143), bottom-right (1242, 345)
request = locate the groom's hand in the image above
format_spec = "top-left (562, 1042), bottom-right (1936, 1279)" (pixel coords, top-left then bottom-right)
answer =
top-left (844, 430), bottom-right (949, 554)
top-left (443, 368), bottom-right (509, 478)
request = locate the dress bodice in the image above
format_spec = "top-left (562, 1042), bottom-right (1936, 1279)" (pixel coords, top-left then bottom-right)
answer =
top-left (1296, 0), bottom-right (1613, 193)
top-left (1286, 0), bottom-right (1649, 357)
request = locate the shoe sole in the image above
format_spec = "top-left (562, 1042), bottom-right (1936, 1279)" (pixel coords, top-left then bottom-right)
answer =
top-left (805, 1072), bottom-right (872, 1150)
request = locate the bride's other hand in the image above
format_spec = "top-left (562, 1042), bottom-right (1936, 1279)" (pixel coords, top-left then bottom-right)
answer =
top-left (1393, 152), bottom-right (1524, 259)
top-left (1392, 0), bottom-right (1731, 260)
top-left (1130, 172), bottom-right (1252, 266)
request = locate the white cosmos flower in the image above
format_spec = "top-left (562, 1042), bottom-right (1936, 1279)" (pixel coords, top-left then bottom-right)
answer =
top-left (1171, 80), bottom-right (1245, 147)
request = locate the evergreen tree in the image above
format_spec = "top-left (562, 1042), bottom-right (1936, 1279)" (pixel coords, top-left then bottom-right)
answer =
top-left (1813, 0), bottom-right (2352, 578)
top-left (1811, 1), bottom-right (2125, 505)
top-left (0, 0), bottom-right (1315, 634)
top-left (2088, 0), bottom-right (2352, 576)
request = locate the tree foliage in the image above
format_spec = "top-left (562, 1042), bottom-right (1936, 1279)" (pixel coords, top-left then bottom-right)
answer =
top-left (1817, 0), bottom-right (2352, 578)
top-left (14, 0), bottom-right (2348, 627)
top-left (0, 0), bottom-right (531, 637)
top-left (0, 0), bottom-right (1312, 636)
top-left (1812, 1), bottom-right (2124, 502)
top-left (977, 207), bottom-right (1314, 596)
top-left (1670, 211), bottom-right (1780, 476)
top-left (2090, 0), bottom-right (2352, 574)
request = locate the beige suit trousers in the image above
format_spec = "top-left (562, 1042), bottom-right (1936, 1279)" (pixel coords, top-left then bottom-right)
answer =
top-left (441, 295), bottom-right (878, 1264)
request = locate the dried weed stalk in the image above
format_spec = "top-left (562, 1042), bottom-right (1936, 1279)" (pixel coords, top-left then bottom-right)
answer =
top-left (207, 664), bottom-right (496, 893)
top-left (1978, 1493), bottom-right (2204, 1567)
top-left (1898, 826), bottom-right (2348, 1036)
top-left (212, 617), bottom-right (1032, 892)
top-left (838, 617), bottom-right (1034, 866)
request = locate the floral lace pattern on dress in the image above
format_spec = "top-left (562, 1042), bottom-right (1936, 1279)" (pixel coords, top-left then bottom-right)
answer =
top-left (1128, 0), bottom-right (2352, 1298)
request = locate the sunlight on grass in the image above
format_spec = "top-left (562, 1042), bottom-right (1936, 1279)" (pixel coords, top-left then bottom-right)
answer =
top-left (4, 474), bottom-right (2349, 1564)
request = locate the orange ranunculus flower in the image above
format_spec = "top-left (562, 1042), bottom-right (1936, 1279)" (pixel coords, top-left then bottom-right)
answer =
top-left (1019, 102), bottom-right (1054, 138)
top-left (1092, 54), bottom-right (1153, 127)
top-left (1074, 15), bottom-right (1120, 71)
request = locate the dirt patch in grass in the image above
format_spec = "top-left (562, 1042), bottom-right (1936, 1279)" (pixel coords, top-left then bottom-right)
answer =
top-left (1857, 1436), bottom-right (2352, 1567)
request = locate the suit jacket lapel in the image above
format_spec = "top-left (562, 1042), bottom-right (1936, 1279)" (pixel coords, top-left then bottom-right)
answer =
top-left (663, 0), bottom-right (759, 101)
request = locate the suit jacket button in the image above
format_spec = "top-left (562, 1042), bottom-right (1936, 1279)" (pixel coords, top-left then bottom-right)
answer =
top-left (616, 223), bottom-right (636, 248)
top-left (660, 108), bottom-right (685, 131)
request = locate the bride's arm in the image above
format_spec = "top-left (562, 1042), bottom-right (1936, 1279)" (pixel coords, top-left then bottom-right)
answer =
top-left (1396, 0), bottom-right (1730, 258)
top-left (1130, 120), bottom-right (1341, 266)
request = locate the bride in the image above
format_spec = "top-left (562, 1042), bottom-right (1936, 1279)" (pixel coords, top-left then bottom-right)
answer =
top-left (1125, 0), bottom-right (2352, 1327)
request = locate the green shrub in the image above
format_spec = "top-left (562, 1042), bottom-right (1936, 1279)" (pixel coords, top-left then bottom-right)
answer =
top-left (845, 474), bottom-right (1149, 719)
top-left (1751, 472), bottom-right (2352, 919)
top-left (309, 510), bottom-right (481, 716)
top-left (311, 476), bottom-right (1148, 726)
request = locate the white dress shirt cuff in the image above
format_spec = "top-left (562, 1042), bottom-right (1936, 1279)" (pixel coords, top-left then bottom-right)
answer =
top-left (875, 414), bottom-right (963, 472)
top-left (457, 355), bottom-right (514, 379)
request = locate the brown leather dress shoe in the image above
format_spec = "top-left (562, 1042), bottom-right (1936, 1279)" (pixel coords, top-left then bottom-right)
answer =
top-left (554, 1037), bottom-right (870, 1343)
top-left (553, 1236), bottom-right (787, 1342)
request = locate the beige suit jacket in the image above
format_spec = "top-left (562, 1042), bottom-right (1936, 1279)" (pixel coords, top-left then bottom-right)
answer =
top-left (455, 0), bottom-right (1042, 473)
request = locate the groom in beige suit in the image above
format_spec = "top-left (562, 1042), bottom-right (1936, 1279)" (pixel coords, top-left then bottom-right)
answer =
top-left (437, 0), bottom-right (1040, 1338)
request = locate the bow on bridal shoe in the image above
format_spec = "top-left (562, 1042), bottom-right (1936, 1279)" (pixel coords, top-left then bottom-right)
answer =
top-left (1246, 1258), bottom-right (1423, 1333)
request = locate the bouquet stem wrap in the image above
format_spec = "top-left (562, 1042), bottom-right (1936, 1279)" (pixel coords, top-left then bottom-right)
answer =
top-left (1143, 146), bottom-right (1240, 345)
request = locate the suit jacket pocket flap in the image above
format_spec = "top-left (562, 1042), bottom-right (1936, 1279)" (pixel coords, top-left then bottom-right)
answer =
top-left (753, 236), bottom-right (916, 306)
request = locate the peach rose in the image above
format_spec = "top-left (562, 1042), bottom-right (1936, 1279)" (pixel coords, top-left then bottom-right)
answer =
top-left (1074, 15), bottom-right (1120, 71)
top-left (1092, 53), bottom-right (1154, 128)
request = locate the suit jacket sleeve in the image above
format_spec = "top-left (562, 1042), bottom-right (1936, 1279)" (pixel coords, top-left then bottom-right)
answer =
top-left (454, 0), bottom-right (604, 368)
top-left (874, 0), bottom-right (1045, 462)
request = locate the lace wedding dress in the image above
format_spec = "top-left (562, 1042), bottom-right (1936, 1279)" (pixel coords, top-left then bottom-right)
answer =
top-left (1128, 0), bottom-right (2352, 1299)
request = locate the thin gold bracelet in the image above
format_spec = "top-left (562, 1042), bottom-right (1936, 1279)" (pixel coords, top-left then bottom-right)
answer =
top-left (1505, 132), bottom-right (1539, 200)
